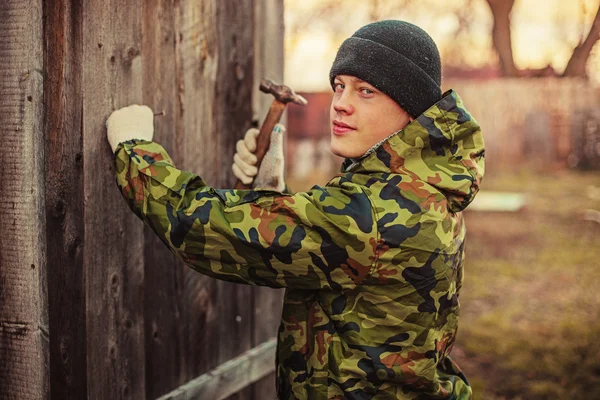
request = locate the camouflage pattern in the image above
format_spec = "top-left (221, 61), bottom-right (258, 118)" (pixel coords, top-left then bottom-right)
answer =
top-left (114, 90), bottom-right (484, 399)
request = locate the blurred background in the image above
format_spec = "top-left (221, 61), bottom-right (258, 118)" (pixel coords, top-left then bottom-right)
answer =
top-left (283, 1), bottom-right (600, 398)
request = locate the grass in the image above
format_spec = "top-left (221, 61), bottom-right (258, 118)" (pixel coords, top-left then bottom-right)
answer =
top-left (453, 168), bottom-right (600, 399)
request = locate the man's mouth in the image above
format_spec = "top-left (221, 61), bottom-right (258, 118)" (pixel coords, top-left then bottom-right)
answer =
top-left (332, 120), bottom-right (356, 136)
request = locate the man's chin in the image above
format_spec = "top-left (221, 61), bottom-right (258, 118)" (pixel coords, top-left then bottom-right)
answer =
top-left (330, 140), bottom-right (362, 159)
top-left (329, 138), bottom-right (344, 158)
top-left (331, 148), bottom-right (346, 158)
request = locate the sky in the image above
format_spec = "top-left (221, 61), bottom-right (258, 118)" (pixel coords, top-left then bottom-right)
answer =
top-left (284, 0), bottom-right (600, 91)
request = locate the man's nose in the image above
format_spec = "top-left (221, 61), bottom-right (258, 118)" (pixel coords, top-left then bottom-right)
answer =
top-left (333, 91), bottom-right (354, 114)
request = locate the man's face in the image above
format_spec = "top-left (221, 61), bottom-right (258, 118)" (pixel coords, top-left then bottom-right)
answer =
top-left (329, 75), bottom-right (413, 159)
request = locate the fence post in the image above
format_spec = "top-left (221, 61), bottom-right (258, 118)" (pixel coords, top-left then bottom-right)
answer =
top-left (0, 2), bottom-right (48, 399)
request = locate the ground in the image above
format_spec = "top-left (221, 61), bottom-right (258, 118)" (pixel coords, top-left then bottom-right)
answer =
top-left (453, 169), bottom-right (600, 399)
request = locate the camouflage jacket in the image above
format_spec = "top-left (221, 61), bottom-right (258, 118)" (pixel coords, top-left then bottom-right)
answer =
top-left (115, 90), bottom-right (484, 399)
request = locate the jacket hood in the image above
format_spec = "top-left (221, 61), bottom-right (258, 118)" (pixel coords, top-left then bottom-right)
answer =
top-left (343, 90), bottom-right (485, 212)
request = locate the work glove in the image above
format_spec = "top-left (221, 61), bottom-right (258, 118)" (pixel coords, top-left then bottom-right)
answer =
top-left (106, 104), bottom-right (154, 153)
top-left (232, 124), bottom-right (285, 192)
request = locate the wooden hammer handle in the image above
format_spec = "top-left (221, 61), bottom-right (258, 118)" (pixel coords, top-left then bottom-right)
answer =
top-left (234, 101), bottom-right (286, 190)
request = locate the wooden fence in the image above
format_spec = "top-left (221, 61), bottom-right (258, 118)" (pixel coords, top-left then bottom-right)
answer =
top-left (445, 78), bottom-right (600, 173)
top-left (0, 1), bottom-right (284, 399)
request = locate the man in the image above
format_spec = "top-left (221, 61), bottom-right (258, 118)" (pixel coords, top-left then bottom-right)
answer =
top-left (107, 20), bottom-right (484, 399)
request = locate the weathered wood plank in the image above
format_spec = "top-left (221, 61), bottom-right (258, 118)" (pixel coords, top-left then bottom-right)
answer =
top-left (82, 1), bottom-right (146, 398)
top-left (251, 0), bottom-right (286, 398)
top-left (141, 1), bottom-right (188, 398)
top-left (43, 1), bottom-right (87, 399)
top-left (175, 0), bottom-right (222, 382)
top-left (0, 2), bottom-right (48, 400)
top-left (252, 0), bottom-right (285, 125)
top-left (213, 2), bottom-right (255, 400)
top-left (157, 338), bottom-right (277, 400)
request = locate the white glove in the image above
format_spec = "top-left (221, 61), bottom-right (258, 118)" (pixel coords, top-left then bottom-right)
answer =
top-left (106, 104), bottom-right (154, 152)
top-left (232, 124), bottom-right (285, 191)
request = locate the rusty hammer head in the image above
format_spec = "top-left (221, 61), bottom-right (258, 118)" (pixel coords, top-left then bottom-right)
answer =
top-left (260, 78), bottom-right (307, 106)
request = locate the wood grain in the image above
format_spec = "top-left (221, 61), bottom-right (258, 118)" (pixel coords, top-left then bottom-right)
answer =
top-left (157, 339), bottom-right (277, 400)
top-left (0, 2), bottom-right (285, 398)
top-left (0, 2), bottom-right (48, 399)
top-left (141, 1), bottom-right (189, 398)
top-left (174, 0), bottom-right (222, 384)
top-left (213, 2), bottom-right (255, 399)
top-left (251, 1), bottom-right (286, 398)
top-left (82, 1), bottom-right (146, 398)
top-left (43, 1), bottom-right (87, 399)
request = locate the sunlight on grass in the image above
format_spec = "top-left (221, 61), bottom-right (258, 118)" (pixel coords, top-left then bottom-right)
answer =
top-left (454, 169), bottom-right (600, 399)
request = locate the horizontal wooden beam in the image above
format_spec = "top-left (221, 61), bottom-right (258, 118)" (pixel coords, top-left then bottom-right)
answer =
top-left (157, 338), bottom-right (277, 400)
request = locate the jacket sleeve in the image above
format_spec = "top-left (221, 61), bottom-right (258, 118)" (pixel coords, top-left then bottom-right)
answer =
top-left (114, 139), bottom-right (377, 291)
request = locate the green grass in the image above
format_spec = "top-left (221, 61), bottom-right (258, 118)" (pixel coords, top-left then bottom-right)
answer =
top-left (453, 168), bottom-right (600, 399)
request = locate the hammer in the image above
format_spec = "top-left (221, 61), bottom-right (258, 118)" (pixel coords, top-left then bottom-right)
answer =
top-left (234, 78), bottom-right (307, 190)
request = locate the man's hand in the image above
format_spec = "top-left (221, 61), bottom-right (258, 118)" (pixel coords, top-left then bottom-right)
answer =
top-left (106, 104), bottom-right (154, 152)
top-left (232, 124), bottom-right (285, 191)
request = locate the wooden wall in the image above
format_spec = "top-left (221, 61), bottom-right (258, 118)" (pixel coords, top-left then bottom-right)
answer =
top-left (0, 1), bottom-right (284, 399)
top-left (444, 78), bottom-right (600, 173)
top-left (0, 2), bottom-right (48, 399)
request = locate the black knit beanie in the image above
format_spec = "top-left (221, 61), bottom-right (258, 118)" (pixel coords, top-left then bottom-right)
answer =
top-left (329, 20), bottom-right (442, 118)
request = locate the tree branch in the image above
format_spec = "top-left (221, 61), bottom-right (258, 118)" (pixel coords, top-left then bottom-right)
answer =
top-left (563, 4), bottom-right (600, 77)
top-left (486, 0), bottom-right (519, 77)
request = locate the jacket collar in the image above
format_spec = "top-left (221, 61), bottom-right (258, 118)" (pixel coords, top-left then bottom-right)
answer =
top-left (343, 90), bottom-right (485, 212)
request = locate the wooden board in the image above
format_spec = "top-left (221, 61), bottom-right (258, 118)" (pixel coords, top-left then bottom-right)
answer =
top-left (141, 1), bottom-right (189, 398)
top-left (0, 2), bottom-right (285, 399)
top-left (82, 0), bottom-right (146, 398)
top-left (213, 2), bottom-right (255, 399)
top-left (0, 2), bottom-right (48, 400)
top-left (157, 339), bottom-right (277, 400)
top-left (251, 0), bottom-right (286, 398)
top-left (173, 0), bottom-right (222, 384)
top-left (43, 1), bottom-right (87, 399)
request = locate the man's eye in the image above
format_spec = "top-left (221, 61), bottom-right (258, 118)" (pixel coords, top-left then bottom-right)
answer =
top-left (360, 88), bottom-right (374, 95)
top-left (334, 83), bottom-right (344, 92)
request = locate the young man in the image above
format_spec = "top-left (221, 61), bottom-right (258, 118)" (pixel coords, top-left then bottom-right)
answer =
top-left (107, 20), bottom-right (484, 399)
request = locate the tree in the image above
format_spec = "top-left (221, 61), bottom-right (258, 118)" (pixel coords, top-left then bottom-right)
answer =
top-left (563, 4), bottom-right (600, 77)
top-left (485, 0), bottom-right (600, 78)
top-left (485, 0), bottom-right (519, 76)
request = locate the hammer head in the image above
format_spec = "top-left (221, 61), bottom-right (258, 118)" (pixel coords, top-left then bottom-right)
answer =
top-left (260, 78), bottom-right (307, 106)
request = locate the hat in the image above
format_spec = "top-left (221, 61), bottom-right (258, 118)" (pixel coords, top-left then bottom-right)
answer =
top-left (329, 20), bottom-right (442, 118)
